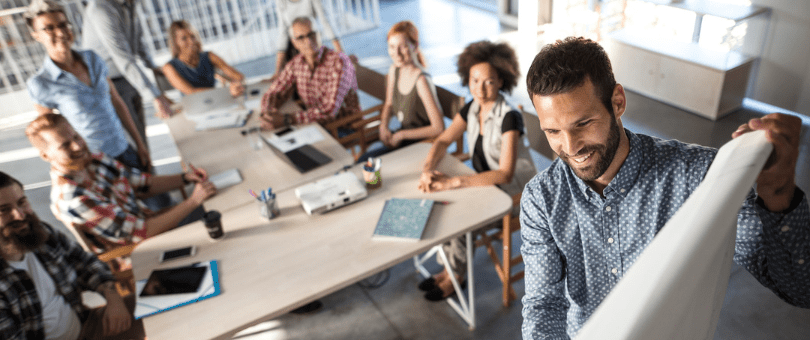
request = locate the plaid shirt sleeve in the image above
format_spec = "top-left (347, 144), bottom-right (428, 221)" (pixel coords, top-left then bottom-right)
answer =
top-left (295, 52), bottom-right (354, 124)
top-left (0, 306), bottom-right (25, 340)
top-left (54, 225), bottom-right (115, 291)
top-left (54, 183), bottom-right (147, 246)
top-left (261, 61), bottom-right (297, 115)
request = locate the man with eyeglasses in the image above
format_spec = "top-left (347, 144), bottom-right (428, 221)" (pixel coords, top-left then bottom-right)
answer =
top-left (25, 0), bottom-right (152, 174)
top-left (0, 171), bottom-right (144, 339)
top-left (259, 16), bottom-right (360, 131)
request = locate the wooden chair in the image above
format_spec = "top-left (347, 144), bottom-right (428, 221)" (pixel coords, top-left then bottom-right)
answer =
top-left (473, 106), bottom-right (554, 307)
top-left (52, 206), bottom-right (137, 296)
top-left (434, 85), bottom-right (468, 161)
top-left (322, 59), bottom-right (386, 161)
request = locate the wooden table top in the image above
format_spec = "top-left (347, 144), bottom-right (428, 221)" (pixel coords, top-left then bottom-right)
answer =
top-left (163, 99), bottom-right (355, 213)
top-left (131, 143), bottom-right (512, 339)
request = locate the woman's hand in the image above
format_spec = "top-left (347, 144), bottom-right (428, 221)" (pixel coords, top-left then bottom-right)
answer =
top-left (390, 131), bottom-right (404, 148)
top-left (418, 170), bottom-right (457, 193)
top-left (380, 125), bottom-right (393, 147)
top-left (229, 82), bottom-right (245, 97)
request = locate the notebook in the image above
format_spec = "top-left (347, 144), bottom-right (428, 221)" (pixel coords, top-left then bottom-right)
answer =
top-left (295, 172), bottom-right (368, 215)
top-left (134, 260), bottom-right (220, 319)
top-left (208, 168), bottom-right (242, 190)
top-left (372, 198), bottom-right (435, 241)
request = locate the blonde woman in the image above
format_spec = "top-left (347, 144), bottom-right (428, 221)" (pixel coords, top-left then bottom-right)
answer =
top-left (162, 20), bottom-right (245, 96)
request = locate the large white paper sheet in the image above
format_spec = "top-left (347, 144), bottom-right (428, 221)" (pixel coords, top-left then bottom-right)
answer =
top-left (576, 131), bottom-right (772, 340)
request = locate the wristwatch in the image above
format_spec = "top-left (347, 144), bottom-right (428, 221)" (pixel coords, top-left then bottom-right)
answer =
top-left (182, 172), bottom-right (191, 185)
top-left (283, 113), bottom-right (293, 128)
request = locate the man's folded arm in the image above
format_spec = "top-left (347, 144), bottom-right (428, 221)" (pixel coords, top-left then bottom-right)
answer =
top-left (520, 186), bottom-right (571, 340)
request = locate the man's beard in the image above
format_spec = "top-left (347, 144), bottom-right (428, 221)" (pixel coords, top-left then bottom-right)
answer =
top-left (62, 147), bottom-right (92, 172)
top-left (1, 213), bottom-right (48, 253)
top-left (561, 118), bottom-right (621, 182)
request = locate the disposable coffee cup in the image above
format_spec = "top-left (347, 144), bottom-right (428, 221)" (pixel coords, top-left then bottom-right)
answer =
top-left (204, 210), bottom-right (224, 239)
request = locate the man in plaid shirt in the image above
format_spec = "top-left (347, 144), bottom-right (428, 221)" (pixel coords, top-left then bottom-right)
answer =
top-left (25, 114), bottom-right (216, 254)
top-left (259, 16), bottom-right (360, 130)
top-left (0, 171), bottom-right (143, 339)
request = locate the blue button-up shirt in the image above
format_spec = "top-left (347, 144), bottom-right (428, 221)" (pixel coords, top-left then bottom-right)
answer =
top-left (520, 129), bottom-right (810, 339)
top-left (27, 50), bottom-right (129, 157)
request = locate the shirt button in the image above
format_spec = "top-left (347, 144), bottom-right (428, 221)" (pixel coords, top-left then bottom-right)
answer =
top-left (620, 188), bottom-right (626, 193)
top-left (608, 238), bottom-right (614, 244)
top-left (605, 206), bottom-right (612, 212)
top-left (611, 268), bottom-right (618, 274)
top-left (799, 259), bottom-right (805, 265)
top-left (781, 226), bottom-right (790, 232)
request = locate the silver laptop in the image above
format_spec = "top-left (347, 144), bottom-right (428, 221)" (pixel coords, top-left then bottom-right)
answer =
top-left (295, 172), bottom-right (368, 215)
top-left (181, 87), bottom-right (241, 116)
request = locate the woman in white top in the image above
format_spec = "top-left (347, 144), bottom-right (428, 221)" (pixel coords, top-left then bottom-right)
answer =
top-left (417, 41), bottom-right (537, 301)
top-left (273, 0), bottom-right (343, 76)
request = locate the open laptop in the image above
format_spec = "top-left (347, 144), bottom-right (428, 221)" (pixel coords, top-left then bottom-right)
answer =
top-left (295, 172), bottom-right (368, 215)
top-left (181, 88), bottom-right (251, 130)
top-left (261, 127), bottom-right (332, 173)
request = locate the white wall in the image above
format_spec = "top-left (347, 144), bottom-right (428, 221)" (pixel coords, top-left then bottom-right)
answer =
top-left (750, 0), bottom-right (810, 116)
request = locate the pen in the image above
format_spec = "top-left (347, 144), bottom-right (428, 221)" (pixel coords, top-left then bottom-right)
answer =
top-left (188, 163), bottom-right (206, 181)
top-left (435, 201), bottom-right (450, 205)
top-left (249, 189), bottom-right (259, 201)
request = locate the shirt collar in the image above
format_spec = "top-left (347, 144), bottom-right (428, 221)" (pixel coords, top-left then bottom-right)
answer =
top-left (570, 128), bottom-right (641, 199)
top-left (469, 94), bottom-right (506, 121)
top-left (42, 56), bottom-right (66, 82)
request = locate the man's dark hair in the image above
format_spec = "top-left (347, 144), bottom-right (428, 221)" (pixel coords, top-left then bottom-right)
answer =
top-left (0, 172), bottom-right (23, 190)
top-left (526, 37), bottom-right (616, 115)
top-left (457, 40), bottom-right (520, 94)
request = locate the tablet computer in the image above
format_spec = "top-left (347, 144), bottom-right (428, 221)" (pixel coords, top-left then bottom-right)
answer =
top-left (139, 266), bottom-right (207, 297)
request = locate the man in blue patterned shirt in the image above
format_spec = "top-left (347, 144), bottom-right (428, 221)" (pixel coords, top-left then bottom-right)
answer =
top-left (520, 37), bottom-right (809, 339)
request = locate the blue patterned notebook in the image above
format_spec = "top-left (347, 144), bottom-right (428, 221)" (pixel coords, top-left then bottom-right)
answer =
top-left (373, 198), bottom-right (434, 241)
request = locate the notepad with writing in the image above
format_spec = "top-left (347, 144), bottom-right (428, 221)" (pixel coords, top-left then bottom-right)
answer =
top-left (373, 198), bottom-right (434, 241)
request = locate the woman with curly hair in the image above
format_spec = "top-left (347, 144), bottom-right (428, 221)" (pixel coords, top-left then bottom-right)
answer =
top-left (162, 20), bottom-right (245, 97)
top-left (416, 41), bottom-right (537, 301)
top-left (364, 21), bottom-right (444, 159)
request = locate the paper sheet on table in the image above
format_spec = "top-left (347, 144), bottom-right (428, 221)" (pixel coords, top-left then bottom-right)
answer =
top-left (209, 168), bottom-right (242, 190)
top-left (188, 107), bottom-right (250, 131)
top-left (264, 125), bottom-right (325, 153)
top-left (134, 260), bottom-right (220, 319)
top-left (575, 131), bottom-right (772, 340)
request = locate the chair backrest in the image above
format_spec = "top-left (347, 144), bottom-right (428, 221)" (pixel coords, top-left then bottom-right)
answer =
top-left (519, 106), bottom-right (556, 160)
top-left (153, 68), bottom-right (176, 93)
top-left (353, 62), bottom-right (387, 101)
top-left (435, 85), bottom-right (465, 120)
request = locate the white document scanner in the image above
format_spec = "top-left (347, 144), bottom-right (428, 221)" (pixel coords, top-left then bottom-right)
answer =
top-left (295, 172), bottom-right (368, 215)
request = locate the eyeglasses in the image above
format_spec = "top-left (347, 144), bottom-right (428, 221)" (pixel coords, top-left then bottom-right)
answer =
top-left (38, 22), bottom-right (72, 35)
top-left (292, 31), bottom-right (317, 42)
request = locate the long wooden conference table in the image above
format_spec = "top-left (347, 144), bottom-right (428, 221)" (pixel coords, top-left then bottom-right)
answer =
top-left (131, 94), bottom-right (512, 339)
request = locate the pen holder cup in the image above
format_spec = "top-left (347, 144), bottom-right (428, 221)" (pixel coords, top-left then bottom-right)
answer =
top-left (260, 198), bottom-right (280, 219)
top-left (363, 158), bottom-right (382, 190)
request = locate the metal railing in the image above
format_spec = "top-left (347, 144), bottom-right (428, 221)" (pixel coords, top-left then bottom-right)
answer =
top-left (0, 0), bottom-right (379, 96)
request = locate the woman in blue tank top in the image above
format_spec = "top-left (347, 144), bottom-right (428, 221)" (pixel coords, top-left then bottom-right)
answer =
top-left (162, 20), bottom-right (245, 97)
